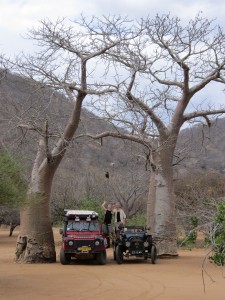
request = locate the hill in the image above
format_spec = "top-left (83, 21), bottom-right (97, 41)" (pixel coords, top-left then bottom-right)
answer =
top-left (0, 71), bottom-right (148, 216)
top-left (176, 118), bottom-right (225, 176)
top-left (1, 71), bottom-right (225, 215)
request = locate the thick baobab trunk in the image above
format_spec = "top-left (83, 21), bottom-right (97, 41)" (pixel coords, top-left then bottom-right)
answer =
top-left (15, 94), bottom-right (84, 263)
top-left (16, 200), bottom-right (55, 263)
top-left (147, 143), bottom-right (177, 256)
top-left (15, 162), bottom-right (56, 263)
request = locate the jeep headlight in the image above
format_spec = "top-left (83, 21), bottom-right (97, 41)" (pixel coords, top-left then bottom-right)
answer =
top-left (144, 241), bottom-right (149, 247)
top-left (68, 240), bottom-right (74, 246)
top-left (95, 240), bottom-right (100, 246)
top-left (125, 241), bottom-right (131, 247)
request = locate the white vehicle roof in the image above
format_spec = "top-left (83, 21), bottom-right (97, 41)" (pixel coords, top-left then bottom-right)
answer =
top-left (64, 209), bottom-right (99, 217)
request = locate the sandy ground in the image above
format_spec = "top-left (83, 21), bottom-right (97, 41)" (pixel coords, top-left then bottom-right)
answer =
top-left (0, 227), bottom-right (224, 300)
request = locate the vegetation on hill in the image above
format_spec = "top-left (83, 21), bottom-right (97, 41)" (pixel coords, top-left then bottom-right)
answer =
top-left (0, 149), bottom-right (26, 206)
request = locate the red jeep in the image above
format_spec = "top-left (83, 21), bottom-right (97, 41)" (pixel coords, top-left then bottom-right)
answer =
top-left (59, 210), bottom-right (108, 265)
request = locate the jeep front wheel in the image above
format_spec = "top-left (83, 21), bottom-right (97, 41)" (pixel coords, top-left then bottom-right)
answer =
top-left (60, 248), bottom-right (71, 265)
top-left (96, 250), bottom-right (107, 265)
top-left (151, 245), bottom-right (157, 264)
top-left (113, 249), bottom-right (116, 260)
top-left (115, 245), bottom-right (123, 264)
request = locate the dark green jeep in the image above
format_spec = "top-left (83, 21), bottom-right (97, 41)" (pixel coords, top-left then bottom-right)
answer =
top-left (113, 225), bottom-right (157, 264)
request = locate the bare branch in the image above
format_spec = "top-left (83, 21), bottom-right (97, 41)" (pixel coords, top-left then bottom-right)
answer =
top-left (76, 131), bottom-right (152, 149)
top-left (183, 109), bottom-right (225, 123)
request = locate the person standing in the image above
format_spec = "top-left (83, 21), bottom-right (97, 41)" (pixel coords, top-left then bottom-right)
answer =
top-left (101, 201), bottom-right (115, 245)
top-left (114, 202), bottom-right (126, 237)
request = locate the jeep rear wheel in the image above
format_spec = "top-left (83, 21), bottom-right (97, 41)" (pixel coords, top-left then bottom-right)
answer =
top-left (96, 250), bottom-right (107, 265)
top-left (60, 248), bottom-right (71, 265)
top-left (115, 245), bottom-right (123, 264)
top-left (151, 245), bottom-right (157, 264)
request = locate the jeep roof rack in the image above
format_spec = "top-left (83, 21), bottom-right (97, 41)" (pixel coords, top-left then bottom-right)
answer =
top-left (64, 209), bottom-right (99, 220)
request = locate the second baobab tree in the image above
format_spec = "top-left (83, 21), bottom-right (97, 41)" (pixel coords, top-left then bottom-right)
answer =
top-left (89, 13), bottom-right (225, 255)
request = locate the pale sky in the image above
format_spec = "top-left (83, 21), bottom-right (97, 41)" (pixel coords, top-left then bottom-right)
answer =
top-left (1, 0), bottom-right (225, 56)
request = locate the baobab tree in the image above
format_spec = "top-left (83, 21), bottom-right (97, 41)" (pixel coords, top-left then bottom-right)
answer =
top-left (88, 13), bottom-right (225, 255)
top-left (6, 16), bottom-right (142, 263)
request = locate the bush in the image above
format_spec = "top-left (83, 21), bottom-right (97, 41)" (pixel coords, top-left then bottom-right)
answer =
top-left (79, 197), bottom-right (104, 221)
top-left (208, 203), bottom-right (225, 266)
top-left (126, 213), bottom-right (146, 227)
top-left (0, 151), bottom-right (26, 206)
top-left (178, 215), bottom-right (199, 249)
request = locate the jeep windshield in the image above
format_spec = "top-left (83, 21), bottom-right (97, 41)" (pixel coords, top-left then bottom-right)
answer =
top-left (67, 221), bottom-right (99, 232)
top-left (124, 226), bottom-right (145, 233)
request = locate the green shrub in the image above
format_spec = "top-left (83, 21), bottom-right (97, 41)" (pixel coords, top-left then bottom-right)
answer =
top-left (0, 151), bottom-right (26, 206)
top-left (126, 213), bottom-right (146, 227)
top-left (178, 215), bottom-right (198, 249)
top-left (79, 197), bottom-right (104, 221)
top-left (208, 203), bottom-right (225, 266)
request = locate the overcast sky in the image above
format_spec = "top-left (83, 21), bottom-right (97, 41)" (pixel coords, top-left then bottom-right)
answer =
top-left (1, 0), bottom-right (225, 56)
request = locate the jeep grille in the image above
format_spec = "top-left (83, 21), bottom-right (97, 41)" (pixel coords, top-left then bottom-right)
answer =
top-left (75, 240), bottom-right (95, 248)
top-left (129, 238), bottom-right (144, 252)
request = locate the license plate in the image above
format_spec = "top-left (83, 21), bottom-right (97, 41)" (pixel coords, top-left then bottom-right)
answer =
top-left (78, 246), bottom-right (91, 252)
top-left (132, 251), bottom-right (142, 254)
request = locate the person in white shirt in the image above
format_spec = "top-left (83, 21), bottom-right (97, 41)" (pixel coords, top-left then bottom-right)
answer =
top-left (114, 202), bottom-right (126, 237)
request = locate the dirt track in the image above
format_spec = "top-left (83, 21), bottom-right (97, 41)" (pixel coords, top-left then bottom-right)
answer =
top-left (0, 227), bottom-right (224, 300)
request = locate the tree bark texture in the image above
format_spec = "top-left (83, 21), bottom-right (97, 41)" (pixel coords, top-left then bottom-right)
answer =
top-left (147, 137), bottom-right (178, 256)
top-left (15, 165), bottom-right (56, 263)
top-left (15, 203), bottom-right (55, 263)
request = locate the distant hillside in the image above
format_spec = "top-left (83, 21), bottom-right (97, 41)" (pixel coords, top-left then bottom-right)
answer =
top-left (1, 71), bottom-right (225, 209)
top-left (0, 71), bottom-right (149, 213)
top-left (177, 118), bottom-right (225, 176)
top-left (0, 71), bottom-right (141, 166)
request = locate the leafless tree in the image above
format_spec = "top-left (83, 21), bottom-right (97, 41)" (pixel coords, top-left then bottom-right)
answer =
top-left (51, 146), bottom-right (148, 222)
top-left (175, 172), bottom-right (225, 278)
top-left (175, 172), bottom-right (225, 236)
top-left (0, 206), bottom-right (20, 236)
top-left (86, 13), bottom-right (225, 255)
top-left (103, 160), bottom-right (148, 217)
top-left (5, 16), bottom-right (142, 263)
top-left (0, 54), bottom-right (7, 77)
